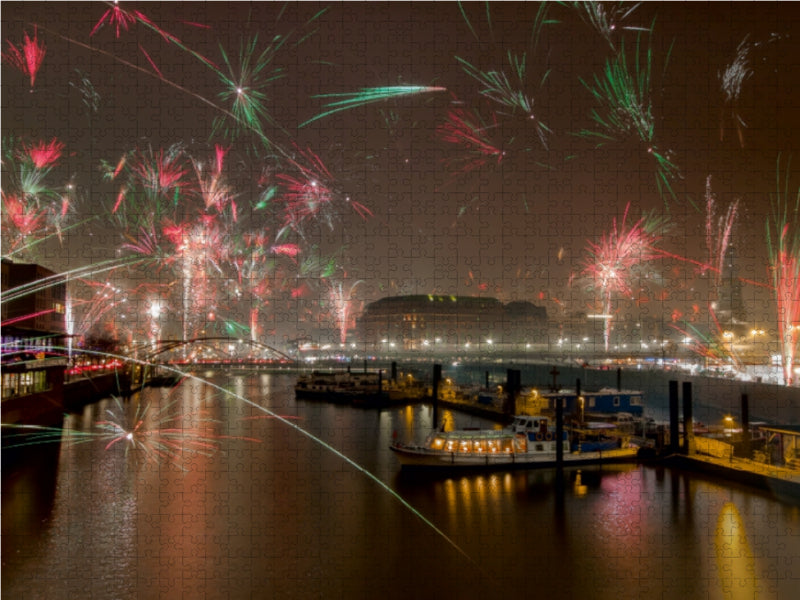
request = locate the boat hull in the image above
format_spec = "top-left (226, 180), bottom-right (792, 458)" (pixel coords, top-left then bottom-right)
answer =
top-left (390, 443), bottom-right (640, 470)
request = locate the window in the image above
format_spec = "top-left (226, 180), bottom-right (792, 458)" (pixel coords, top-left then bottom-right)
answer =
top-left (613, 396), bottom-right (621, 407)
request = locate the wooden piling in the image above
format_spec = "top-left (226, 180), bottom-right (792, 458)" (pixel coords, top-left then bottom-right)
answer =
top-left (682, 381), bottom-right (694, 455)
top-left (556, 390), bottom-right (564, 466)
top-left (669, 380), bottom-right (680, 454)
top-left (432, 364), bottom-right (442, 430)
top-left (741, 393), bottom-right (751, 459)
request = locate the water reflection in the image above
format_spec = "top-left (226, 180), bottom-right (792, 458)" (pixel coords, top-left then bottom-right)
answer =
top-left (1, 442), bottom-right (61, 579)
top-left (715, 502), bottom-right (758, 600)
top-left (3, 373), bottom-right (800, 599)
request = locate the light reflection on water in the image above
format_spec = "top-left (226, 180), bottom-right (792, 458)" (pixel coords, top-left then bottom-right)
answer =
top-left (2, 373), bottom-right (799, 599)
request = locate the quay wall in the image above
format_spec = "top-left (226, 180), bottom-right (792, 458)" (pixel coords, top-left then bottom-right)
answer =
top-left (64, 371), bottom-right (131, 411)
top-left (443, 362), bottom-right (800, 425)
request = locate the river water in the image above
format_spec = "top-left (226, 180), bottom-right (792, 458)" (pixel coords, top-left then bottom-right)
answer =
top-left (3, 372), bottom-right (800, 599)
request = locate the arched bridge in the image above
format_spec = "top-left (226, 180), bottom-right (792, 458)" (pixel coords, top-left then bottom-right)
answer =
top-left (144, 337), bottom-right (294, 366)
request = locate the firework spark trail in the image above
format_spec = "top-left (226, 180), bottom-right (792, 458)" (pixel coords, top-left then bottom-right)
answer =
top-left (90, 2), bottom-right (218, 76)
top-left (766, 155), bottom-right (800, 385)
top-left (458, 1), bottom-right (557, 52)
top-left (325, 279), bottom-right (364, 344)
top-left (702, 176), bottom-right (739, 287)
top-left (579, 31), bottom-right (678, 200)
top-left (719, 36), bottom-right (753, 147)
top-left (670, 316), bottom-right (741, 370)
top-left (299, 86), bottom-right (447, 128)
top-left (573, 1), bottom-right (651, 50)
top-left (580, 203), bottom-right (667, 351)
top-left (437, 101), bottom-right (505, 182)
top-left (192, 145), bottom-right (238, 214)
top-left (649, 247), bottom-right (770, 290)
top-left (2, 26), bottom-right (46, 88)
top-left (69, 68), bottom-right (102, 114)
top-left (0, 257), bottom-right (145, 304)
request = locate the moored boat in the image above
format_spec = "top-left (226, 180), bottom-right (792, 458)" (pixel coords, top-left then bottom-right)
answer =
top-left (390, 415), bottom-right (641, 469)
top-left (295, 370), bottom-right (387, 404)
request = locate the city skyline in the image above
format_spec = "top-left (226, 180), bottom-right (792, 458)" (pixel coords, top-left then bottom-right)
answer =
top-left (2, 2), bottom-right (799, 377)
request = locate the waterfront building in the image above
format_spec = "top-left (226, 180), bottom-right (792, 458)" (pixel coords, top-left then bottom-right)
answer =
top-left (1, 259), bottom-right (68, 427)
top-left (358, 294), bottom-right (547, 351)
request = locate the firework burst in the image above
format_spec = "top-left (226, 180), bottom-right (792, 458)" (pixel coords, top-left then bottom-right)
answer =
top-left (579, 202), bottom-right (668, 351)
top-left (579, 32), bottom-right (678, 200)
top-left (1, 137), bottom-right (75, 259)
top-left (766, 156), bottom-right (800, 385)
top-left (437, 100), bottom-right (505, 181)
top-left (2, 26), bottom-right (46, 89)
top-left (325, 278), bottom-right (364, 344)
top-left (272, 145), bottom-right (372, 238)
top-left (573, 1), bottom-right (651, 50)
top-left (212, 34), bottom-right (287, 144)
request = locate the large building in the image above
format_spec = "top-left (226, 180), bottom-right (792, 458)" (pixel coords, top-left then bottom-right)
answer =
top-left (1, 260), bottom-right (68, 427)
top-left (358, 294), bottom-right (547, 351)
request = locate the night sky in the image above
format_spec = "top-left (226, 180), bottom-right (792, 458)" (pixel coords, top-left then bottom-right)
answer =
top-left (3, 2), bottom-right (800, 346)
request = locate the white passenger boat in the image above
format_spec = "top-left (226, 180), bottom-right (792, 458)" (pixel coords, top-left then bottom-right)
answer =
top-left (390, 415), bottom-right (640, 469)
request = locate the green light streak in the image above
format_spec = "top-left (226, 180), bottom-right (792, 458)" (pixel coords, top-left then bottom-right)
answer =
top-left (300, 86), bottom-right (447, 128)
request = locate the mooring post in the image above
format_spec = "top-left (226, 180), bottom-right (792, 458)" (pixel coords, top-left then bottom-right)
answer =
top-left (682, 381), bottom-right (694, 455)
top-left (556, 390), bottom-right (564, 466)
top-left (432, 364), bottom-right (442, 429)
top-left (669, 380), bottom-right (680, 454)
top-left (391, 361), bottom-right (397, 383)
top-left (741, 393), bottom-right (751, 459)
top-left (617, 367), bottom-right (622, 391)
top-left (505, 369), bottom-right (520, 415)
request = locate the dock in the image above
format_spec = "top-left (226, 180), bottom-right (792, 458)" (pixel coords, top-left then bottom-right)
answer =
top-left (666, 453), bottom-right (800, 502)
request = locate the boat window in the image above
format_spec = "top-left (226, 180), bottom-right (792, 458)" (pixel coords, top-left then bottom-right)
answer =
top-left (532, 420), bottom-right (538, 428)
top-left (536, 444), bottom-right (544, 452)
top-left (613, 396), bottom-right (620, 406)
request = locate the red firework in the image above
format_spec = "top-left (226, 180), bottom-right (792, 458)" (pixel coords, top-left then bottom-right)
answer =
top-left (580, 203), bottom-right (665, 351)
top-left (1, 192), bottom-right (46, 238)
top-left (2, 26), bottom-right (46, 88)
top-left (23, 138), bottom-right (65, 169)
top-left (437, 101), bottom-right (504, 177)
